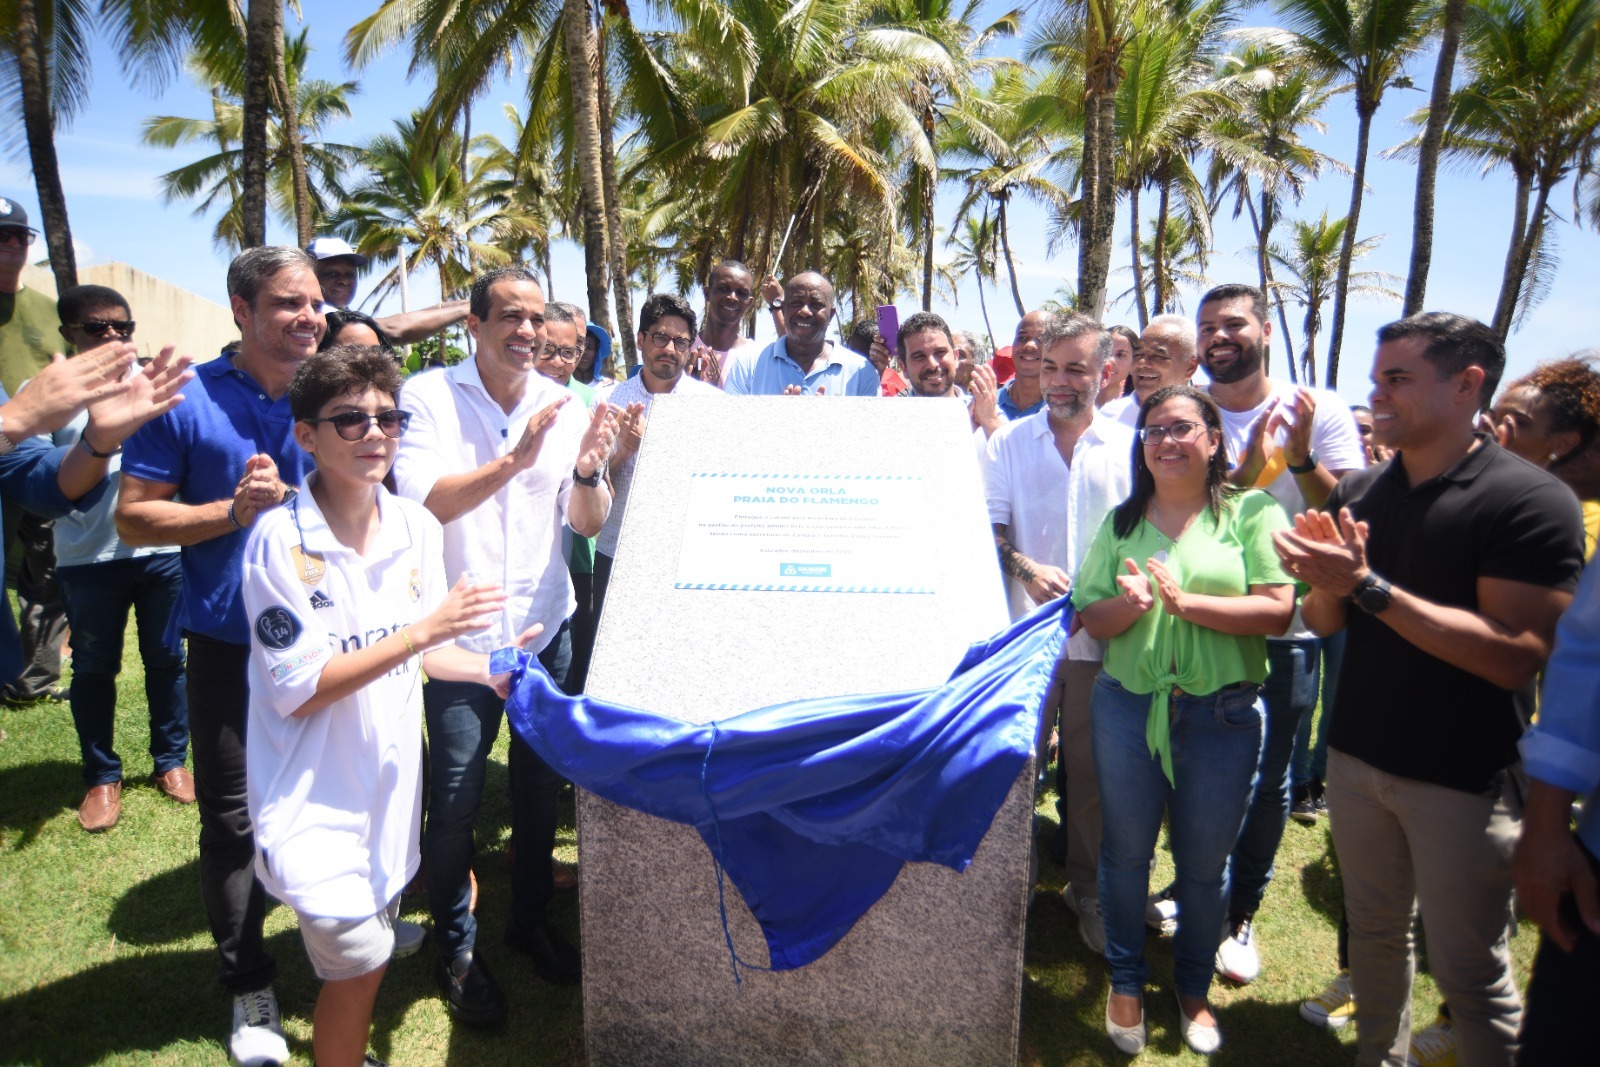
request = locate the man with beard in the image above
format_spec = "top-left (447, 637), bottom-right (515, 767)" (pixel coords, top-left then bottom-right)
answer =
top-left (724, 272), bottom-right (877, 396)
top-left (983, 312), bottom-right (1133, 954)
top-left (1099, 314), bottom-right (1197, 429)
top-left (593, 293), bottom-right (721, 622)
top-left (894, 312), bottom-right (961, 399)
top-left (1194, 283), bottom-right (1366, 989)
top-left (686, 260), bottom-right (761, 386)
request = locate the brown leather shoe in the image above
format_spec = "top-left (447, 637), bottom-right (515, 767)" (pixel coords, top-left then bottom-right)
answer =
top-left (153, 767), bottom-right (196, 804)
top-left (78, 782), bottom-right (122, 832)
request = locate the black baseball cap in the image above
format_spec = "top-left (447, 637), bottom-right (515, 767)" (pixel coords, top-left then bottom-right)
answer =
top-left (0, 197), bottom-right (37, 235)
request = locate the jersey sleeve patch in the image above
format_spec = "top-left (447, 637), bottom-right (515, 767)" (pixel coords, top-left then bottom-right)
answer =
top-left (270, 645), bottom-right (328, 682)
top-left (254, 606), bottom-right (304, 651)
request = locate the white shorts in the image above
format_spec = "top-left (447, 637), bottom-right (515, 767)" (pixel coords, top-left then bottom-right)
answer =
top-left (296, 897), bottom-right (400, 981)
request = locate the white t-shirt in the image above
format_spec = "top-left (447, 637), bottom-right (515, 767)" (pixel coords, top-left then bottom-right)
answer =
top-left (1210, 378), bottom-right (1367, 639)
top-left (242, 481), bottom-right (445, 920)
top-left (984, 410), bottom-right (1135, 658)
top-left (1099, 394), bottom-right (1142, 430)
top-left (596, 371), bottom-right (722, 557)
top-left (393, 358), bottom-right (590, 655)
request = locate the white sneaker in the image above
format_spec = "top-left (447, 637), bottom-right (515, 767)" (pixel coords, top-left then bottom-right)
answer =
top-left (1060, 885), bottom-right (1107, 955)
top-left (1215, 914), bottom-right (1260, 984)
top-left (391, 918), bottom-right (426, 959)
top-left (1299, 969), bottom-right (1356, 1029)
top-left (1144, 886), bottom-right (1178, 937)
top-left (1406, 1011), bottom-right (1457, 1066)
top-left (229, 987), bottom-right (289, 1067)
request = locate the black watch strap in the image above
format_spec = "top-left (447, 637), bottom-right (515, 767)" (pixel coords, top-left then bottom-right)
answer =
top-left (572, 466), bottom-right (601, 487)
top-left (1351, 572), bottom-right (1392, 614)
top-left (1287, 450), bottom-right (1319, 475)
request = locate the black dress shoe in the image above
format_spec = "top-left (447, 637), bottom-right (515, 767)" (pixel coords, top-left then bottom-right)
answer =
top-left (503, 922), bottom-right (582, 984)
top-left (435, 949), bottom-right (508, 1024)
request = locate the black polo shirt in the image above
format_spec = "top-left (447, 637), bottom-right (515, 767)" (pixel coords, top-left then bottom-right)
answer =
top-left (1326, 436), bottom-right (1584, 796)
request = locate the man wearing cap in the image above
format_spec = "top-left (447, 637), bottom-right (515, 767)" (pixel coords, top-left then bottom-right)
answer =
top-left (305, 236), bottom-right (469, 345)
top-left (0, 196), bottom-right (72, 707)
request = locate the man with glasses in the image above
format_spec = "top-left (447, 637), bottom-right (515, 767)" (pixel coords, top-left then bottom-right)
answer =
top-left (49, 285), bottom-right (189, 832)
top-left (392, 266), bottom-right (619, 1023)
top-left (1100, 314), bottom-right (1198, 429)
top-left (724, 272), bottom-right (878, 396)
top-left (593, 293), bottom-right (719, 623)
top-left (0, 198), bottom-right (72, 708)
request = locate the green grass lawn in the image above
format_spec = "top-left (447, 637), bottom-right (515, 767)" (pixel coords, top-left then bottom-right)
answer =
top-left (0, 620), bottom-right (1539, 1065)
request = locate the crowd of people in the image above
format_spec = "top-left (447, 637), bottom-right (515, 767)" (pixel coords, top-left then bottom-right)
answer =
top-left (1, 191), bottom-right (1597, 1067)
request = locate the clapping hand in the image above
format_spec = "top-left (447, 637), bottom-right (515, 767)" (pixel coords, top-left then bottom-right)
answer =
top-left (1273, 507), bottom-right (1370, 596)
top-left (1146, 556), bottom-right (1188, 617)
top-left (1116, 558), bottom-right (1155, 613)
top-left (576, 401), bottom-right (620, 478)
top-left (84, 344), bottom-right (195, 451)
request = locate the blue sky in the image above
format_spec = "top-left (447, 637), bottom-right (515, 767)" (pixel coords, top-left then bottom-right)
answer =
top-left (4, 1), bottom-right (1595, 407)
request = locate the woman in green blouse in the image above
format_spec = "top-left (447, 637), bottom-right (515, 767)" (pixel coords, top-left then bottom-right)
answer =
top-left (1073, 384), bottom-right (1295, 1056)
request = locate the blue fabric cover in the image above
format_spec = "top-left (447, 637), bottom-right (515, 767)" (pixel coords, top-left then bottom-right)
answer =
top-left (495, 597), bottom-right (1070, 970)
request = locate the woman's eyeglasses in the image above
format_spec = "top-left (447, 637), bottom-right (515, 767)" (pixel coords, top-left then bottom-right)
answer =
top-left (304, 409), bottom-right (412, 441)
top-left (1139, 420), bottom-right (1205, 445)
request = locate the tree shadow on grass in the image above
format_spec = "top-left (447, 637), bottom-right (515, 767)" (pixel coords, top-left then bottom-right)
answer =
top-left (0, 759), bottom-right (79, 849)
top-left (1299, 828), bottom-right (1344, 927)
top-left (108, 857), bottom-right (209, 945)
top-left (1212, 996), bottom-right (1349, 1066)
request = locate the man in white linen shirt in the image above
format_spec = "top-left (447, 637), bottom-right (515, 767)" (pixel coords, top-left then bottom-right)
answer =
top-left (593, 292), bottom-right (721, 620)
top-left (392, 266), bottom-right (619, 1023)
top-left (984, 312), bottom-right (1133, 955)
top-left (1100, 314), bottom-right (1198, 429)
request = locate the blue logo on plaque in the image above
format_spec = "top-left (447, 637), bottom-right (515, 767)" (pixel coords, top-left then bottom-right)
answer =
top-left (780, 563), bottom-right (832, 578)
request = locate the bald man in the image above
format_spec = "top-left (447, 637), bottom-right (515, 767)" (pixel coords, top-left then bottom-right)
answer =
top-left (723, 272), bottom-right (879, 396)
top-left (1099, 313), bottom-right (1198, 429)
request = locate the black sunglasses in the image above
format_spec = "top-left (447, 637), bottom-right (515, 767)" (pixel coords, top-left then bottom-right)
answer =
top-left (70, 319), bottom-right (136, 338)
top-left (304, 409), bottom-right (412, 441)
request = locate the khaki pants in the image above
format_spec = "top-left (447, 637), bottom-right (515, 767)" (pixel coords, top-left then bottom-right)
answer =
top-left (1327, 749), bottom-right (1522, 1067)
top-left (1037, 656), bottom-right (1103, 896)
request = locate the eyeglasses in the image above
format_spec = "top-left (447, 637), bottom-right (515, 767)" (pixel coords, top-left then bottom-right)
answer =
top-left (1139, 420), bottom-right (1205, 445)
top-left (70, 319), bottom-right (136, 339)
top-left (0, 230), bottom-right (33, 247)
top-left (304, 409), bottom-right (411, 441)
top-left (539, 344), bottom-right (580, 364)
top-left (646, 331), bottom-right (694, 351)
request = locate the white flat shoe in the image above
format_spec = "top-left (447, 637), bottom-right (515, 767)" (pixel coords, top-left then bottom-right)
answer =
top-left (1104, 991), bottom-right (1146, 1055)
top-left (1176, 994), bottom-right (1222, 1055)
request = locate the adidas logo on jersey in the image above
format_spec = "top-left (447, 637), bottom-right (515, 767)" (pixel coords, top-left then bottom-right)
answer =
top-left (309, 590), bottom-right (335, 611)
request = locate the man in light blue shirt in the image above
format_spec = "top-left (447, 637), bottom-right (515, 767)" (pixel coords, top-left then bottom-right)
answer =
top-left (723, 272), bottom-right (878, 397)
top-left (1515, 558), bottom-right (1600, 1061)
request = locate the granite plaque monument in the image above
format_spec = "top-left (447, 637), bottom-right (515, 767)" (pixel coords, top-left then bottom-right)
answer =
top-left (581, 395), bottom-right (1030, 1065)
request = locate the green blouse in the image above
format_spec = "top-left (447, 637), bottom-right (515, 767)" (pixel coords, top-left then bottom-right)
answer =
top-left (1072, 488), bottom-right (1294, 782)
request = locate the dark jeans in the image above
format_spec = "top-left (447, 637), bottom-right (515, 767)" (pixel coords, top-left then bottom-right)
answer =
top-left (186, 632), bottom-right (276, 995)
top-left (2, 508), bottom-right (67, 700)
top-left (569, 569), bottom-right (596, 693)
top-left (424, 621), bottom-right (572, 961)
top-left (592, 552), bottom-right (615, 641)
top-left (1227, 636), bottom-right (1321, 917)
top-left (1516, 840), bottom-right (1600, 1065)
top-left (58, 554), bottom-right (188, 786)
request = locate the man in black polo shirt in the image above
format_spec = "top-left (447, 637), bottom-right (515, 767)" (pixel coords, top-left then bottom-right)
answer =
top-left (1274, 312), bottom-right (1583, 1067)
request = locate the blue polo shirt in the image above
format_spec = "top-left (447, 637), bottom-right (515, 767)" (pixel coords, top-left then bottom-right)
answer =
top-left (122, 354), bottom-right (314, 645)
top-left (723, 338), bottom-right (880, 397)
top-left (996, 380), bottom-right (1043, 421)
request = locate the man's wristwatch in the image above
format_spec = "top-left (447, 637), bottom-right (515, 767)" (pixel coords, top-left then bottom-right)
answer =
top-left (1287, 450), bottom-right (1319, 475)
top-left (280, 486), bottom-right (298, 506)
top-left (572, 466), bottom-right (601, 487)
top-left (768, 300), bottom-right (783, 311)
top-left (1350, 572), bottom-right (1392, 614)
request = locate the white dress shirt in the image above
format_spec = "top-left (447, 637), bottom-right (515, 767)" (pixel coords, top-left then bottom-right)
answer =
top-left (392, 358), bottom-right (591, 655)
top-left (596, 370), bottom-right (722, 557)
top-left (984, 409), bottom-right (1135, 658)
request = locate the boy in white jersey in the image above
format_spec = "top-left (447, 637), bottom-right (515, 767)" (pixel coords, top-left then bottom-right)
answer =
top-left (241, 345), bottom-right (538, 1067)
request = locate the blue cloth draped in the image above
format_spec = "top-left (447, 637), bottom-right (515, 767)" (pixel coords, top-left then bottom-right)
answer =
top-left (494, 597), bottom-right (1071, 971)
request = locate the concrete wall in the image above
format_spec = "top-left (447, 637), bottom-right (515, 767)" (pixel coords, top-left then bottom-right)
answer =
top-left (21, 262), bottom-right (237, 364)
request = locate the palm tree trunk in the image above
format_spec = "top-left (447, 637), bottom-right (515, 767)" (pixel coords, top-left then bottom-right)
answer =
top-left (1325, 101), bottom-right (1375, 389)
top-left (1404, 0), bottom-right (1467, 317)
top-left (563, 0), bottom-right (612, 333)
top-left (15, 0), bottom-right (76, 291)
top-left (1078, 33), bottom-right (1120, 321)
top-left (976, 267), bottom-right (995, 353)
top-left (269, 30), bottom-right (313, 247)
top-left (1249, 185), bottom-right (1293, 380)
top-left (996, 193), bottom-right (1026, 316)
top-left (240, 0), bottom-right (281, 248)
top-left (1493, 171), bottom-right (1551, 339)
top-left (595, 15), bottom-right (634, 368)
top-left (1151, 172), bottom-right (1171, 314)
top-left (921, 104), bottom-right (937, 311)
top-left (1301, 303), bottom-right (1319, 387)
top-left (1129, 184), bottom-right (1149, 328)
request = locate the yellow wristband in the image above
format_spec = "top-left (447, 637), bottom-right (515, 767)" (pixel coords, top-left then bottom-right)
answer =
top-left (401, 627), bottom-right (427, 682)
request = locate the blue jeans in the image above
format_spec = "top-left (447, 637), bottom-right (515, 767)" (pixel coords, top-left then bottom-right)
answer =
top-left (57, 554), bottom-right (187, 786)
top-left (1093, 672), bottom-right (1264, 999)
top-left (1227, 637), bottom-right (1321, 916)
top-left (423, 621), bottom-right (571, 960)
top-left (1291, 629), bottom-right (1345, 790)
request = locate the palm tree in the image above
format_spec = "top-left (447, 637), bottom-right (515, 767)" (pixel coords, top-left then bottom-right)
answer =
top-left (1268, 210), bottom-right (1400, 385)
top-left (946, 209), bottom-right (1001, 350)
top-left (0, 0), bottom-right (236, 289)
top-left (142, 31), bottom-right (361, 253)
top-left (240, 0), bottom-right (283, 248)
top-left (1114, 209), bottom-right (1212, 317)
top-left (1421, 0), bottom-right (1600, 338)
top-left (1274, 0), bottom-right (1431, 386)
top-left (1403, 0), bottom-right (1469, 314)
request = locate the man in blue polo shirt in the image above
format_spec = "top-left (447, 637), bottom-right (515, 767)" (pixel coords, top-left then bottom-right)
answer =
top-left (723, 272), bottom-right (878, 396)
top-left (117, 246), bottom-right (335, 1067)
